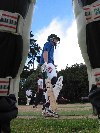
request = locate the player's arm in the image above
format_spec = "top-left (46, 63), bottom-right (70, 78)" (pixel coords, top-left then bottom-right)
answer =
top-left (43, 42), bottom-right (50, 63)
top-left (43, 51), bottom-right (48, 63)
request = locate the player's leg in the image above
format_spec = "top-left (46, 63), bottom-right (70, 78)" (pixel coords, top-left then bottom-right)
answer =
top-left (89, 69), bottom-right (100, 118)
top-left (0, 1), bottom-right (36, 132)
top-left (73, 0), bottom-right (100, 118)
top-left (33, 92), bottom-right (40, 107)
top-left (43, 63), bottom-right (62, 117)
top-left (46, 63), bottom-right (63, 101)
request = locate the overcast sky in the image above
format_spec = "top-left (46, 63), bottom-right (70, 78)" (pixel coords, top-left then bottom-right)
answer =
top-left (30, 0), bottom-right (85, 71)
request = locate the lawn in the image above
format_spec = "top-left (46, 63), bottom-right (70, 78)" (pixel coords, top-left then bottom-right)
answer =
top-left (10, 103), bottom-right (100, 133)
top-left (11, 118), bottom-right (99, 133)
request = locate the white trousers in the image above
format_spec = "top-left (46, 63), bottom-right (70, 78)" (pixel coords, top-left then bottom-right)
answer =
top-left (46, 63), bottom-right (57, 80)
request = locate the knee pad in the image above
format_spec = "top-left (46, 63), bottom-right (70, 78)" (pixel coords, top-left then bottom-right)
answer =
top-left (0, 94), bottom-right (18, 122)
top-left (89, 86), bottom-right (100, 116)
top-left (51, 77), bottom-right (57, 85)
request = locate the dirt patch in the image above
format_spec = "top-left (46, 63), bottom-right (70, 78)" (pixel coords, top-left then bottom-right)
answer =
top-left (18, 103), bottom-right (92, 112)
top-left (17, 103), bottom-right (97, 119)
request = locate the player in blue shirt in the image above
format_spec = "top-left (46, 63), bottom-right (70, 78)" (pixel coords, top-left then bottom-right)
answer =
top-left (40, 34), bottom-right (60, 85)
top-left (40, 34), bottom-right (59, 65)
top-left (39, 34), bottom-right (63, 117)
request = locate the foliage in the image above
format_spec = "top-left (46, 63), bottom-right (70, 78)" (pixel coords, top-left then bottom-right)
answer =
top-left (22, 65), bottom-right (42, 91)
top-left (58, 63), bottom-right (89, 103)
top-left (27, 31), bottom-right (42, 70)
top-left (18, 65), bottom-right (42, 101)
top-left (18, 31), bottom-right (42, 99)
top-left (19, 63), bottom-right (89, 103)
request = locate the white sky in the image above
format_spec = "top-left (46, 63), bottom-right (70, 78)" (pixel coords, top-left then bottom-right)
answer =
top-left (34, 18), bottom-right (85, 71)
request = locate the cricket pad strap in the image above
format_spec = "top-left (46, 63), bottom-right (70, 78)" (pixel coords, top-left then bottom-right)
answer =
top-left (0, 10), bottom-right (24, 35)
top-left (0, 94), bottom-right (18, 122)
top-left (0, 78), bottom-right (10, 96)
top-left (0, 78), bottom-right (18, 122)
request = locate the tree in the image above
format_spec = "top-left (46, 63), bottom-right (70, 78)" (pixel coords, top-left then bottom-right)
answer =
top-left (27, 31), bottom-right (42, 70)
top-left (22, 65), bottom-right (42, 91)
top-left (58, 63), bottom-right (89, 102)
top-left (19, 59), bottom-right (89, 104)
top-left (22, 63), bottom-right (89, 103)
top-left (18, 31), bottom-right (42, 101)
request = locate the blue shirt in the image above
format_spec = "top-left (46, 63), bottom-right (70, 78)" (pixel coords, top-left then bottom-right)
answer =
top-left (40, 41), bottom-right (54, 65)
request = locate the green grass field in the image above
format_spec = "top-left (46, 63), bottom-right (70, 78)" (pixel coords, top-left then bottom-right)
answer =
top-left (10, 104), bottom-right (100, 133)
top-left (11, 118), bottom-right (99, 133)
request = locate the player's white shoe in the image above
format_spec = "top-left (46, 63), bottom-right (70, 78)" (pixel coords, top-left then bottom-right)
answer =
top-left (42, 107), bottom-right (59, 118)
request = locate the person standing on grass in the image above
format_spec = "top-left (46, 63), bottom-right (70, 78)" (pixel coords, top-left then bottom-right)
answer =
top-left (33, 75), bottom-right (44, 107)
top-left (26, 88), bottom-right (32, 105)
top-left (39, 34), bottom-right (63, 117)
